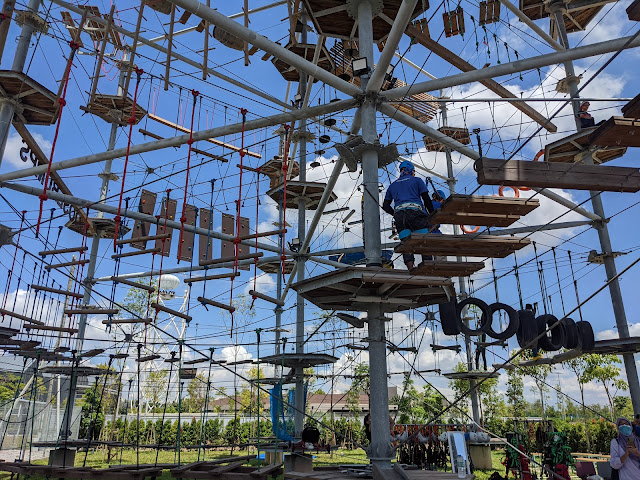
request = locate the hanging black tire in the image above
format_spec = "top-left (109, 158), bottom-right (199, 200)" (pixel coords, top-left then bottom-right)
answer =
top-left (516, 309), bottom-right (539, 349)
top-left (439, 299), bottom-right (461, 336)
top-left (561, 317), bottom-right (580, 349)
top-left (576, 321), bottom-right (595, 351)
top-left (537, 314), bottom-right (566, 352)
top-left (457, 297), bottom-right (492, 336)
top-left (486, 303), bottom-right (520, 340)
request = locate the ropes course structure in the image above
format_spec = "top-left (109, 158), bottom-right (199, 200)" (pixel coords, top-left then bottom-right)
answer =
top-left (0, 0), bottom-right (638, 479)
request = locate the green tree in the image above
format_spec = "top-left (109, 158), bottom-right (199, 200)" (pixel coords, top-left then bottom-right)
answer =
top-left (186, 372), bottom-right (211, 413)
top-left (144, 369), bottom-right (168, 412)
top-left (506, 367), bottom-right (526, 418)
top-left (583, 354), bottom-right (628, 418)
top-left (564, 355), bottom-right (591, 448)
top-left (392, 374), bottom-right (425, 424)
top-left (122, 279), bottom-right (156, 318)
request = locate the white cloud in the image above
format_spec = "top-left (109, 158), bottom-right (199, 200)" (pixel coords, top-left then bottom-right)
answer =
top-left (1, 131), bottom-right (52, 170)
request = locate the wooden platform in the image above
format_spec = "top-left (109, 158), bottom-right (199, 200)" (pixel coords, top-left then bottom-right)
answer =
top-left (0, 463), bottom-right (163, 480)
top-left (258, 156), bottom-right (300, 181)
top-left (0, 70), bottom-right (58, 125)
top-left (258, 260), bottom-right (295, 274)
top-left (423, 127), bottom-right (471, 152)
top-left (395, 233), bottom-right (530, 258)
top-left (443, 371), bottom-right (499, 380)
top-left (292, 266), bottom-right (454, 312)
top-left (81, 94), bottom-right (147, 126)
top-left (266, 181), bottom-right (337, 210)
top-left (286, 469), bottom-right (474, 480)
top-left (171, 457), bottom-right (281, 480)
top-left (303, 0), bottom-right (427, 42)
top-left (476, 157), bottom-right (640, 193)
top-left (66, 216), bottom-right (130, 238)
top-left (589, 116), bottom-right (640, 148)
top-left (272, 43), bottom-right (335, 82)
top-left (412, 260), bottom-right (485, 277)
top-left (622, 94), bottom-right (640, 119)
top-left (544, 127), bottom-right (627, 164)
top-left (429, 194), bottom-right (539, 227)
top-left (519, 0), bottom-right (611, 32)
top-left (259, 353), bottom-right (338, 369)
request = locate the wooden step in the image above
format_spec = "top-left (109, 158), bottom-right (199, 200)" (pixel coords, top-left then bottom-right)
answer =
top-left (395, 233), bottom-right (530, 258)
top-left (102, 318), bottom-right (152, 325)
top-left (199, 252), bottom-right (263, 266)
top-left (45, 259), bottom-right (90, 270)
top-left (111, 277), bottom-right (155, 292)
top-left (0, 308), bottom-right (44, 325)
top-left (31, 284), bottom-right (83, 299)
top-left (184, 272), bottom-right (239, 283)
top-left (411, 260), bottom-right (485, 277)
top-left (65, 307), bottom-right (119, 315)
top-left (23, 324), bottom-right (78, 334)
top-left (38, 246), bottom-right (88, 256)
top-left (111, 247), bottom-right (160, 259)
top-left (197, 296), bottom-right (236, 313)
top-left (151, 302), bottom-right (192, 321)
top-left (430, 211), bottom-right (520, 227)
top-left (476, 157), bottom-right (640, 192)
top-left (434, 193), bottom-right (539, 216)
top-left (589, 116), bottom-right (640, 148)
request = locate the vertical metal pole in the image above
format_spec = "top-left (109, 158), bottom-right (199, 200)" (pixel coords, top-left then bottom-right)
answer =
top-left (550, 6), bottom-right (640, 412)
top-left (294, 11), bottom-right (308, 440)
top-left (358, 0), bottom-right (392, 469)
top-left (0, 0), bottom-right (41, 167)
top-left (441, 100), bottom-right (481, 423)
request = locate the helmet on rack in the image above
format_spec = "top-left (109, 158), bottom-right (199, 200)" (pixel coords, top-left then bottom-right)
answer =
top-left (398, 160), bottom-right (415, 174)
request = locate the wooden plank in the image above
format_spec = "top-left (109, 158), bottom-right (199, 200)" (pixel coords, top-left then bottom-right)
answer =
top-left (437, 194), bottom-right (539, 216)
top-left (221, 213), bottom-right (250, 270)
top-left (30, 284), bottom-right (83, 298)
top-left (403, 22), bottom-right (557, 133)
top-left (178, 204), bottom-right (197, 262)
top-left (23, 324), bottom-right (78, 334)
top-left (111, 276), bottom-right (155, 292)
top-left (148, 113), bottom-right (262, 158)
top-left (0, 308), bottom-right (44, 325)
top-left (411, 260), bottom-right (485, 277)
top-left (395, 233), bottom-right (530, 258)
top-left (476, 157), bottom-right (640, 192)
top-left (111, 247), bottom-right (160, 259)
top-left (621, 93), bottom-right (640, 119)
top-left (38, 246), bottom-right (88, 256)
top-left (130, 190), bottom-right (157, 250)
top-left (45, 259), bottom-right (90, 270)
top-left (151, 302), bottom-right (192, 321)
top-left (589, 116), bottom-right (640, 147)
top-left (199, 208), bottom-right (213, 264)
top-left (65, 308), bottom-right (119, 315)
top-left (251, 463), bottom-right (283, 477)
top-left (186, 272), bottom-right (240, 283)
top-left (249, 289), bottom-right (285, 306)
top-left (155, 196), bottom-right (177, 257)
top-left (628, 0), bottom-right (640, 20)
top-left (102, 318), bottom-right (152, 325)
top-left (117, 233), bottom-right (169, 245)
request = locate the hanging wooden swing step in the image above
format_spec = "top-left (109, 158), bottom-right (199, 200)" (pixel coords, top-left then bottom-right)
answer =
top-left (111, 276), bottom-right (155, 293)
top-left (38, 245), bottom-right (88, 256)
top-left (428, 193), bottom-right (539, 227)
top-left (0, 308), bottom-right (44, 325)
top-left (30, 284), bottom-right (83, 299)
top-left (411, 260), bottom-right (485, 277)
top-left (443, 7), bottom-right (465, 37)
top-left (151, 302), bottom-right (192, 321)
top-left (44, 259), bottom-right (90, 271)
top-left (101, 318), bottom-right (152, 325)
top-left (64, 307), bottom-right (119, 315)
top-left (479, 0), bottom-right (501, 25)
top-left (23, 323), bottom-right (79, 334)
top-left (475, 157), bottom-right (640, 193)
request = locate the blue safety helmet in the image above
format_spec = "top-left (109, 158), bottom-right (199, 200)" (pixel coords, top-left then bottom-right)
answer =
top-left (437, 189), bottom-right (446, 199)
top-left (398, 160), bottom-right (415, 174)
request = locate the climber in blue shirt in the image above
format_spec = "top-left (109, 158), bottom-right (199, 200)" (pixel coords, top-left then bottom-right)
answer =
top-left (382, 160), bottom-right (434, 270)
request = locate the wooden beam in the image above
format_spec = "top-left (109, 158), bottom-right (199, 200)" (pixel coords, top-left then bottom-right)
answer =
top-left (45, 259), bottom-right (90, 270)
top-left (0, 308), bottom-right (44, 325)
top-left (184, 272), bottom-right (239, 283)
top-left (199, 252), bottom-right (263, 266)
top-left (403, 22), bottom-right (558, 133)
top-left (202, 0), bottom-right (210, 79)
top-left (148, 113), bottom-right (262, 158)
top-left (23, 324), bottom-right (78, 334)
top-left (111, 247), bottom-right (161, 259)
top-left (38, 246), bottom-right (88, 256)
top-left (249, 289), bottom-right (285, 306)
top-left (64, 308), bottom-right (119, 315)
top-left (197, 296), bottom-right (236, 313)
top-left (111, 276), bottom-right (155, 292)
top-left (151, 302), bottom-right (192, 321)
top-left (123, 1), bottom-right (145, 95)
top-left (30, 285), bottom-right (83, 299)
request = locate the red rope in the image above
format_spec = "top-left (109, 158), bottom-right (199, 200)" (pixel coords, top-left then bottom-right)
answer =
top-left (280, 125), bottom-right (291, 279)
top-left (1, 211), bottom-right (25, 318)
top-left (113, 67), bottom-right (144, 250)
top-left (230, 108), bottom-right (248, 335)
top-left (177, 89), bottom-right (199, 261)
top-left (35, 41), bottom-right (81, 237)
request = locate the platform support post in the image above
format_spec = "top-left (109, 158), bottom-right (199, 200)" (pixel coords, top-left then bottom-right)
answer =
top-left (0, 0), bottom-right (41, 167)
top-left (551, 8), bottom-right (640, 412)
top-left (294, 11), bottom-right (308, 441)
top-left (441, 100), bottom-right (481, 424)
top-left (358, 0), bottom-right (393, 469)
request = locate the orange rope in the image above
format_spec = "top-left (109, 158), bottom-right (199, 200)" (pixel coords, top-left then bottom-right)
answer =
top-left (177, 90), bottom-right (200, 261)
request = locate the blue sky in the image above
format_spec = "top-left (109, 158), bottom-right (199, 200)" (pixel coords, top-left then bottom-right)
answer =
top-left (0, 0), bottom-right (639, 413)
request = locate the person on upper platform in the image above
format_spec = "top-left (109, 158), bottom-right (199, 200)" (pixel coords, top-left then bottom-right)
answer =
top-left (382, 160), bottom-right (434, 270)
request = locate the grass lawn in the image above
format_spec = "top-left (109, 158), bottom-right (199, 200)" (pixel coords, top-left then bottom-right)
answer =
top-left (0, 447), bottom-right (509, 480)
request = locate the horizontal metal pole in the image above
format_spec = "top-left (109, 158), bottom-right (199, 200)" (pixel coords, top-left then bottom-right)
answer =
top-left (0, 99), bottom-right (356, 182)
top-left (483, 220), bottom-right (593, 236)
top-left (381, 35), bottom-right (640, 100)
top-left (417, 97), bottom-right (633, 103)
top-left (50, 0), bottom-right (290, 110)
top-left (311, 242), bottom-right (400, 257)
top-left (171, 0), bottom-right (362, 97)
top-left (394, 52), bottom-right (438, 80)
top-left (0, 181), bottom-right (293, 257)
top-left (402, 155), bottom-right (451, 182)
